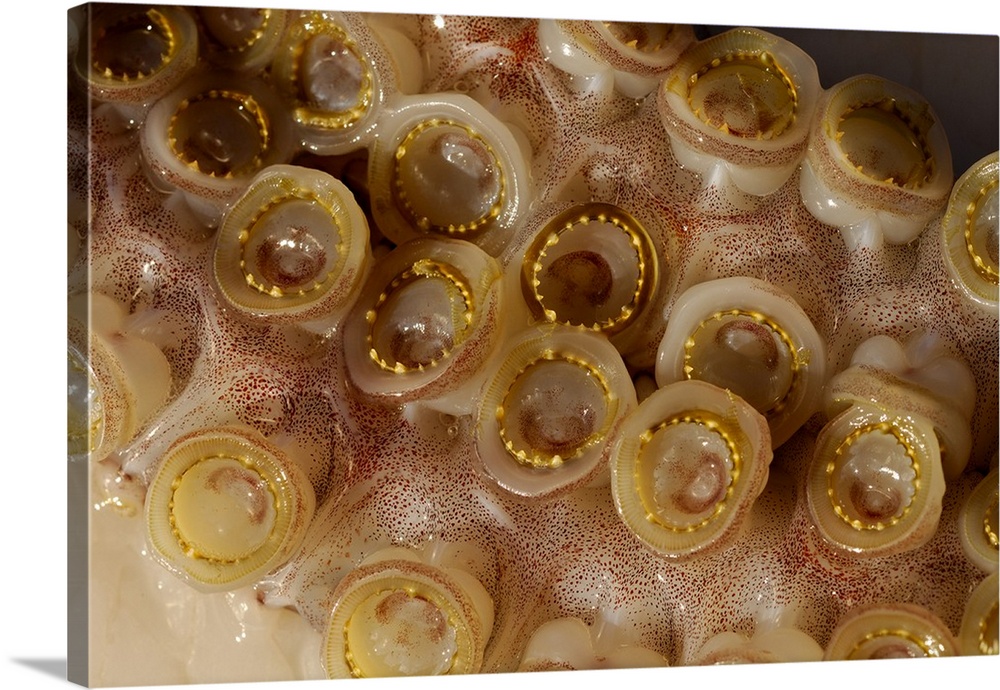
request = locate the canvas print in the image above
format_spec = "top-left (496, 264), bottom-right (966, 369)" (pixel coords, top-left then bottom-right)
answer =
top-left (67, 2), bottom-right (999, 686)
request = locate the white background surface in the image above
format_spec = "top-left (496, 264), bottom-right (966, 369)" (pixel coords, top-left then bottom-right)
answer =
top-left (3, 0), bottom-right (997, 688)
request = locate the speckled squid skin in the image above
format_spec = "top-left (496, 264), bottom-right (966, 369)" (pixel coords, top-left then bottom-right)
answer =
top-left (70, 7), bottom-right (998, 681)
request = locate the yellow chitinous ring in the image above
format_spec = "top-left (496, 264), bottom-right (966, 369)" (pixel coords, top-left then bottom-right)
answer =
top-left (145, 426), bottom-right (315, 592)
top-left (196, 7), bottom-right (286, 73)
top-left (959, 572), bottom-right (999, 655)
top-left (342, 237), bottom-right (502, 403)
top-left (824, 331), bottom-right (975, 481)
top-left (941, 151), bottom-right (999, 314)
top-left (656, 28), bottom-right (820, 196)
top-left (474, 324), bottom-right (636, 498)
top-left (74, 5), bottom-right (198, 109)
top-left (958, 466), bottom-right (999, 573)
top-left (324, 549), bottom-right (494, 678)
top-left (806, 402), bottom-right (945, 558)
top-left (825, 603), bottom-right (959, 660)
top-left (655, 276), bottom-right (826, 449)
top-left (610, 379), bottom-right (772, 560)
top-left (520, 202), bottom-right (659, 338)
top-left (213, 164), bottom-right (370, 324)
top-left (799, 75), bottom-right (953, 246)
top-left (538, 20), bottom-right (695, 99)
top-left (368, 93), bottom-right (532, 257)
top-left (392, 118), bottom-right (504, 235)
top-left (269, 11), bottom-right (392, 155)
top-left (140, 71), bottom-right (294, 226)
